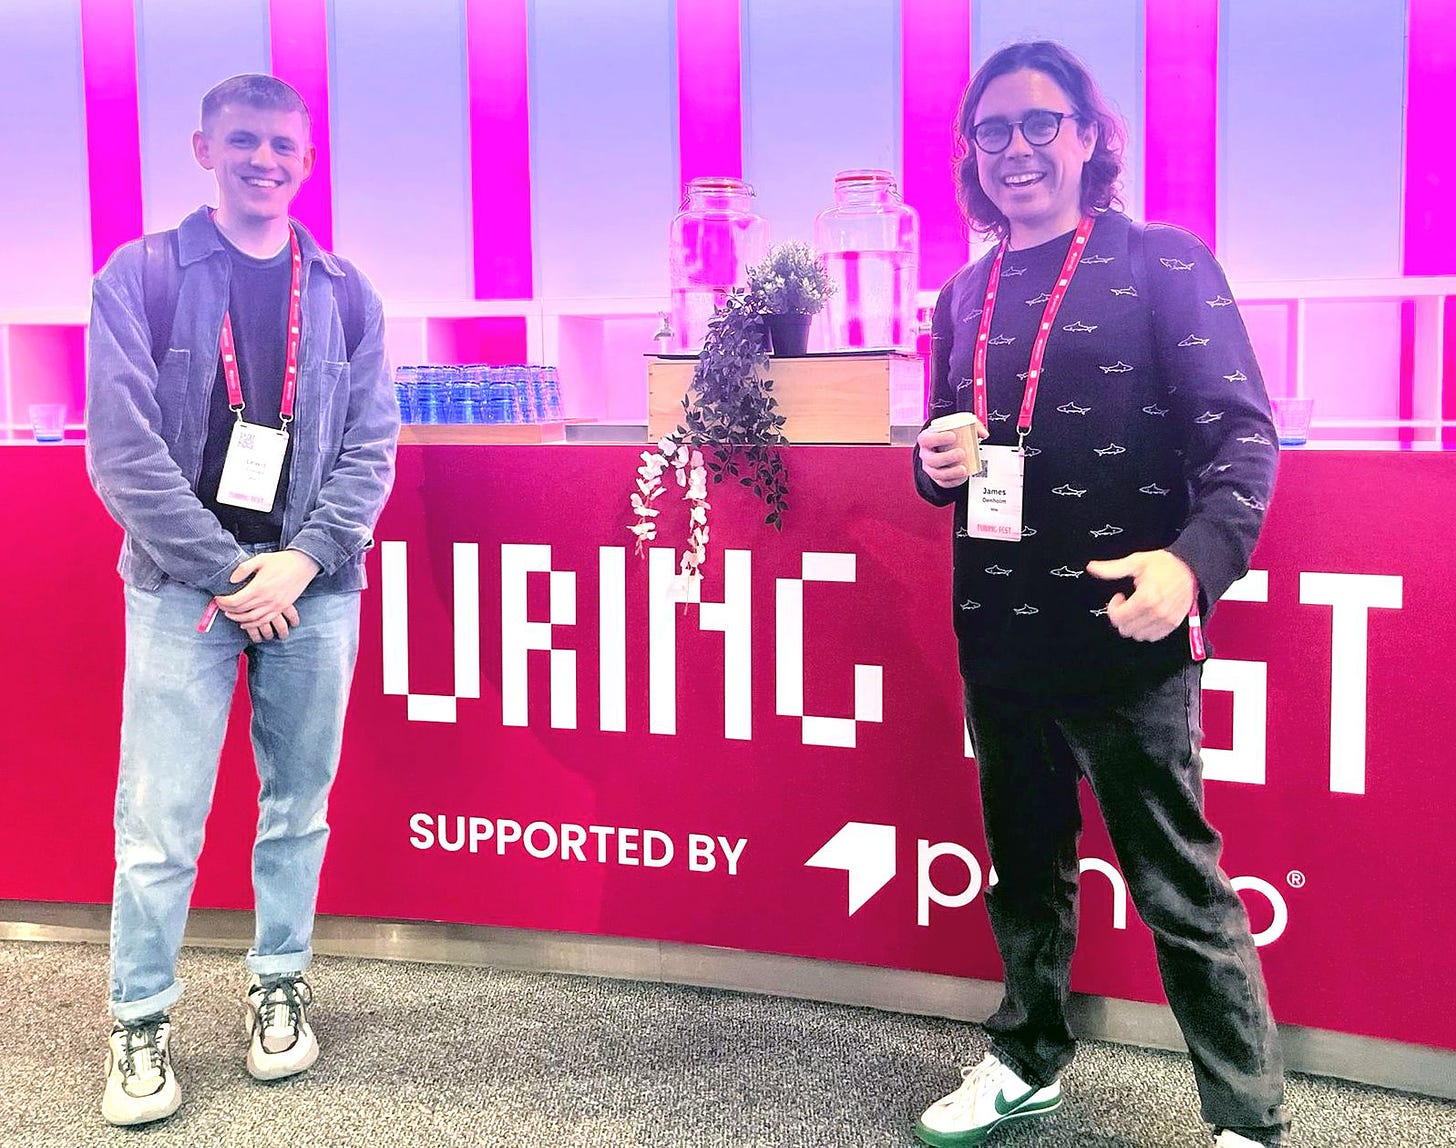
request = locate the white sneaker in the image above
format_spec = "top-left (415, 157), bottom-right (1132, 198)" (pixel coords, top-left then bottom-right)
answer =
top-left (914, 1052), bottom-right (1062, 1146)
top-left (101, 1016), bottom-right (181, 1126)
top-left (1214, 1132), bottom-right (1269, 1148)
top-left (244, 974), bottom-right (318, 1081)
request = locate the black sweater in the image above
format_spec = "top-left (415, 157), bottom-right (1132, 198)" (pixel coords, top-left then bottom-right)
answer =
top-left (913, 211), bottom-right (1278, 694)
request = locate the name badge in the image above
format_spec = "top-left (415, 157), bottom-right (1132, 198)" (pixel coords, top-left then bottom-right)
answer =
top-left (965, 445), bottom-right (1024, 542)
top-left (217, 420), bottom-right (288, 513)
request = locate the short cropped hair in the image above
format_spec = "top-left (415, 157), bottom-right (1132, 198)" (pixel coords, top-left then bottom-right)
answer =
top-left (200, 74), bottom-right (310, 134)
top-left (953, 41), bottom-right (1126, 240)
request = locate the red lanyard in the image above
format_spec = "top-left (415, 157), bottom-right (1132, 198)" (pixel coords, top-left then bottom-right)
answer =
top-left (971, 214), bottom-right (1096, 449)
top-left (217, 226), bottom-right (303, 426)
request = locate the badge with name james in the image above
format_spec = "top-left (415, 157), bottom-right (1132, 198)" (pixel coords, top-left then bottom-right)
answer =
top-left (965, 445), bottom-right (1024, 542)
top-left (216, 420), bottom-right (288, 512)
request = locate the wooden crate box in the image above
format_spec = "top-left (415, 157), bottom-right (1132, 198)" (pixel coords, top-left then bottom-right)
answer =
top-left (647, 352), bottom-right (921, 445)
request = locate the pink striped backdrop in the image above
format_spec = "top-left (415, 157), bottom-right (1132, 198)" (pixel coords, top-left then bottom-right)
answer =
top-left (57, 5), bottom-right (1452, 310)
top-left (78, 0), bottom-right (143, 272)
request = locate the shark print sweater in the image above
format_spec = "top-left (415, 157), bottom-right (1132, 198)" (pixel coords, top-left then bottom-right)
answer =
top-left (913, 210), bottom-right (1278, 694)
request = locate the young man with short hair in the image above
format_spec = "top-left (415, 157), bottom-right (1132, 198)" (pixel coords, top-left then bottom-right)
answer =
top-left (85, 74), bottom-right (398, 1126)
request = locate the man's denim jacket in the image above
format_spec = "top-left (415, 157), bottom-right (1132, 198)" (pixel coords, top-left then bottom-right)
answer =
top-left (85, 206), bottom-right (399, 599)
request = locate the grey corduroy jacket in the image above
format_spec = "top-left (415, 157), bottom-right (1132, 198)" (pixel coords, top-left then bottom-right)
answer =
top-left (85, 206), bottom-right (399, 598)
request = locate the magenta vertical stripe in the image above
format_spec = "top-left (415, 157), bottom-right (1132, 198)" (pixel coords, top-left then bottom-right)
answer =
top-left (465, 0), bottom-right (534, 300)
top-left (78, 0), bottom-right (143, 271)
top-left (268, 0), bottom-right (333, 251)
top-left (1404, 0), bottom-right (1456, 275)
top-left (901, 0), bottom-right (970, 291)
top-left (1143, 0), bottom-right (1219, 248)
top-left (675, 0), bottom-right (743, 186)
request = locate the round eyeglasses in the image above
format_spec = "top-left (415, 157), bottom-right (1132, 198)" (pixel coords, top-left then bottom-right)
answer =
top-left (972, 109), bottom-right (1080, 154)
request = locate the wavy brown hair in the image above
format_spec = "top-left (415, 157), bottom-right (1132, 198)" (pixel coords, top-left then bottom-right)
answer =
top-left (954, 41), bottom-right (1126, 240)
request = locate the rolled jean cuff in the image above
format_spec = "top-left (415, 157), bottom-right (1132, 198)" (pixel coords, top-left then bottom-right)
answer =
top-left (988, 1041), bottom-right (1055, 1090)
top-left (111, 979), bottom-right (184, 1024)
top-left (246, 947), bottom-right (312, 979)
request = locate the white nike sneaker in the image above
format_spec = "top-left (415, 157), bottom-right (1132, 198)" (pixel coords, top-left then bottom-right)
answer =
top-left (243, 974), bottom-right (318, 1081)
top-left (101, 1016), bottom-right (181, 1126)
top-left (914, 1052), bottom-right (1062, 1146)
top-left (1214, 1132), bottom-right (1270, 1148)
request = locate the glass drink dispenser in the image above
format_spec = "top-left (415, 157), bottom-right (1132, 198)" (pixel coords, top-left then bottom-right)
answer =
top-left (813, 169), bottom-right (920, 351)
top-left (667, 177), bottom-right (769, 354)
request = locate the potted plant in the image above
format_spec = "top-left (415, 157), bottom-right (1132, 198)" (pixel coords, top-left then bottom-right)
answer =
top-left (748, 241), bottom-right (834, 357)
top-left (628, 243), bottom-right (835, 599)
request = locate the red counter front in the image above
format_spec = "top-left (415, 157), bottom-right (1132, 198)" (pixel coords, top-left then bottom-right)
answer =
top-left (3, 444), bottom-right (1452, 1052)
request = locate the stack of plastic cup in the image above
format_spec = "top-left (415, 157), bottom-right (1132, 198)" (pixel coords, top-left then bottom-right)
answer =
top-left (392, 363), bottom-right (563, 425)
top-left (505, 366), bottom-right (533, 424)
top-left (540, 366), bottom-right (565, 422)
top-left (454, 365), bottom-right (489, 425)
top-left (526, 367), bottom-right (547, 423)
top-left (393, 366), bottom-right (418, 424)
top-left (485, 380), bottom-right (520, 424)
top-left (413, 367), bottom-right (448, 424)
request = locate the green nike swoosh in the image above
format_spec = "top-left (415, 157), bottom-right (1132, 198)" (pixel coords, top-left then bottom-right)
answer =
top-left (994, 1085), bottom-right (1038, 1116)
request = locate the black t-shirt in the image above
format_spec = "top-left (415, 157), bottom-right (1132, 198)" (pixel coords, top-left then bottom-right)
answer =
top-left (198, 238), bottom-right (294, 542)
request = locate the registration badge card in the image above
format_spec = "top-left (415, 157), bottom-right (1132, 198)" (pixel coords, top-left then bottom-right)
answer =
top-left (965, 445), bottom-right (1024, 542)
top-left (216, 420), bottom-right (288, 513)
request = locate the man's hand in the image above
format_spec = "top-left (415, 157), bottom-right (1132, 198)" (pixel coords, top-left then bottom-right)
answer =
top-left (216, 550), bottom-right (321, 638)
top-left (917, 419), bottom-right (988, 489)
top-left (1085, 549), bottom-right (1197, 642)
top-left (240, 604), bottom-right (303, 643)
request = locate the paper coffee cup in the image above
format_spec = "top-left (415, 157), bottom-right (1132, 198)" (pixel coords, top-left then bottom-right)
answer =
top-left (928, 412), bottom-right (983, 477)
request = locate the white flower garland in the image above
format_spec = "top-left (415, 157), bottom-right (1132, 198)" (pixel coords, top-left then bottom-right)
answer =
top-left (629, 434), bottom-right (711, 602)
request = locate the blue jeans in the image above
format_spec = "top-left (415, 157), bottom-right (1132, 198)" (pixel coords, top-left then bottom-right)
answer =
top-left (965, 663), bottom-right (1289, 1146)
top-left (109, 557), bottom-right (360, 1023)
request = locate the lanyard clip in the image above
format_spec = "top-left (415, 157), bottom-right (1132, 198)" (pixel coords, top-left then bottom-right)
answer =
top-left (1016, 428), bottom-right (1029, 454)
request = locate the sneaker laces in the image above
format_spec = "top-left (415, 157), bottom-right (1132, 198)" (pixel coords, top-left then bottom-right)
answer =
top-left (939, 1056), bottom-right (1009, 1115)
top-left (250, 977), bottom-right (312, 1050)
top-left (114, 1019), bottom-right (169, 1098)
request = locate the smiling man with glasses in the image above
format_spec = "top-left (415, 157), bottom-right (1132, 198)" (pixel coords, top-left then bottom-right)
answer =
top-left (911, 41), bottom-right (1287, 1148)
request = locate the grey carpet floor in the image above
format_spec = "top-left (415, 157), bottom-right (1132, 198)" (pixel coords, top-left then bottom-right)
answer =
top-left (2, 941), bottom-right (1452, 1148)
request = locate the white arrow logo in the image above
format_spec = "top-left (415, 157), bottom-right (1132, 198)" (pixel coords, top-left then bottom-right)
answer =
top-left (805, 822), bottom-right (897, 915)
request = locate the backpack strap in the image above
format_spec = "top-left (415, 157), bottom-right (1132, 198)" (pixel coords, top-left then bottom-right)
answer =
top-left (336, 258), bottom-right (366, 360)
top-left (145, 228), bottom-right (366, 364)
top-left (141, 230), bottom-right (181, 366)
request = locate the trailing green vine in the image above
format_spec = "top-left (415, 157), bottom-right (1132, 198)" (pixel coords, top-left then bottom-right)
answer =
top-left (676, 288), bottom-right (790, 529)
top-left (628, 243), bottom-right (830, 598)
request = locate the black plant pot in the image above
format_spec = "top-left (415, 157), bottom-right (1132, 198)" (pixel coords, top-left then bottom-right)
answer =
top-left (766, 312), bottom-right (813, 357)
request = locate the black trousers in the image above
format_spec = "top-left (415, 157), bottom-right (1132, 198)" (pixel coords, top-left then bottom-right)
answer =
top-left (964, 663), bottom-right (1289, 1144)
